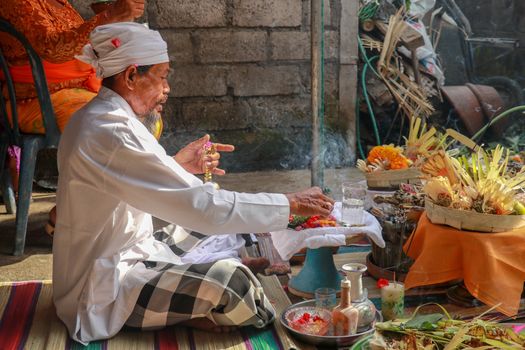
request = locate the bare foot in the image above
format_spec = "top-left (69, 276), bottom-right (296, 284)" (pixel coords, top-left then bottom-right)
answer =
top-left (49, 206), bottom-right (57, 226)
top-left (241, 257), bottom-right (270, 275)
top-left (180, 318), bottom-right (238, 333)
top-left (45, 206), bottom-right (57, 237)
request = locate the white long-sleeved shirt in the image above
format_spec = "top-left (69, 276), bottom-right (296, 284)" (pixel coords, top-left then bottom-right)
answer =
top-left (52, 87), bottom-right (289, 343)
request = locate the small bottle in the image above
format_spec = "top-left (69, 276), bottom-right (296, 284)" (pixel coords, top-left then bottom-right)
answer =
top-left (331, 278), bottom-right (359, 336)
top-left (342, 263), bottom-right (376, 330)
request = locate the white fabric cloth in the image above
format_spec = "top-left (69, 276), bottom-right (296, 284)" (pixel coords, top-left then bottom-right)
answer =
top-left (270, 202), bottom-right (384, 261)
top-left (180, 234), bottom-right (246, 264)
top-left (52, 87), bottom-right (290, 344)
top-left (76, 22), bottom-right (169, 78)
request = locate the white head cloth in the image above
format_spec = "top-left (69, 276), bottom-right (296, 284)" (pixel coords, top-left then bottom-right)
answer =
top-left (76, 22), bottom-right (169, 78)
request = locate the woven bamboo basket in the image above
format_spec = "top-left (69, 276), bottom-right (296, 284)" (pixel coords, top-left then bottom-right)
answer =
top-left (425, 198), bottom-right (525, 233)
top-left (365, 168), bottom-right (422, 190)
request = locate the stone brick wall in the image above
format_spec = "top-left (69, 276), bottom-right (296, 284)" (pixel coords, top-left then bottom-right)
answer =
top-left (70, 0), bottom-right (355, 172)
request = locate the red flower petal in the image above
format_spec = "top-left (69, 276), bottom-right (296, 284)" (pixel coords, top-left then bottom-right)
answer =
top-left (377, 278), bottom-right (389, 289)
top-left (111, 38), bottom-right (121, 48)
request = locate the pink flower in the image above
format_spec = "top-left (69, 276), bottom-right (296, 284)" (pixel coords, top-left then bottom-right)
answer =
top-left (513, 325), bottom-right (525, 333)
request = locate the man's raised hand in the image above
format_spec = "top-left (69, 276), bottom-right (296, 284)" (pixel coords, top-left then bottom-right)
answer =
top-left (105, 0), bottom-right (145, 23)
top-left (285, 187), bottom-right (335, 217)
top-left (173, 134), bottom-right (235, 175)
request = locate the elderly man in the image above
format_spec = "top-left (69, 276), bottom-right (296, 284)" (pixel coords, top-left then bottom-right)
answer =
top-left (53, 22), bottom-right (334, 344)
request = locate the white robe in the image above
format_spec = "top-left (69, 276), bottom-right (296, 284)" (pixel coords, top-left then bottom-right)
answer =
top-left (52, 87), bottom-right (289, 344)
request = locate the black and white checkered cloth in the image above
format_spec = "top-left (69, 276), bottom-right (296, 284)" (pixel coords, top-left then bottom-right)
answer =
top-left (125, 225), bottom-right (275, 330)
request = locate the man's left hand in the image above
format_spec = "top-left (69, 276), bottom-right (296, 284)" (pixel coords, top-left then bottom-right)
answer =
top-left (174, 134), bottom-right (235, 175)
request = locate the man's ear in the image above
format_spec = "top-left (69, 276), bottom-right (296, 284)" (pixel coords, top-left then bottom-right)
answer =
top-left (123, 65), bottom-right (138, 89)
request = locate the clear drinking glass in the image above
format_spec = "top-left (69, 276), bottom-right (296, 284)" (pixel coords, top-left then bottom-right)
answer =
top-left (380, 281), bottom-right (405, 321)
top-left (341, 182), bottom-right (367, 226)
top-left (315, 287), bottom-right (337, 310)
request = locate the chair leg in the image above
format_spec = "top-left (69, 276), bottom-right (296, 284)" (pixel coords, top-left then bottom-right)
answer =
top-left (2, 170), bottom-right (16, 214)
top-left (13, 140), bottom-right (40, 256)
top-left (0, 143), bottom-right (16, 214)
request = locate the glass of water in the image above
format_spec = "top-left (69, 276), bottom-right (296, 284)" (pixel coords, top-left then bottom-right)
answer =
top-left (341, 182), bottom-right (366, 226)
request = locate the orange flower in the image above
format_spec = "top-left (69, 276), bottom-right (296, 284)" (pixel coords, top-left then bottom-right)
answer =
top-left (390, 156), bottom-right (409, 170)
top-left (367, 145), bottom-right (409, 170)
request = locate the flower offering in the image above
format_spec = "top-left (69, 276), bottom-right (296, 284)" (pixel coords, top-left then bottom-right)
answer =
top-left (286, 308), bottom-right (331, 336)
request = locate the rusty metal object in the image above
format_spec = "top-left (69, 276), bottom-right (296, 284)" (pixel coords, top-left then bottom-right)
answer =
top-left (441, 84), bottom-right (507, 137)
top-left (466, 83), bottom-right (506, 137)
top-left (441, 85), bottom-right (484, 136)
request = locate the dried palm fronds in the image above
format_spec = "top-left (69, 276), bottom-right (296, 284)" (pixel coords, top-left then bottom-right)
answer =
top-left (420, 150), bottom-right (459, 185)
top-left (357, 158), bottom-right (390, 173)
top-left (358, 117), bottom-right (445, 174)
top-left (404, 117), bottom-right (440, 161)
top-left (377, 9), bottom-right (406, 72)
top-left (375, 9), bottom-right (435, 118)
top-left (454, 146), bottom-right (525, 214)
top-left (384, 65), bottom-right (435, 117)
top-left (372, 303), bottom-right (525, 349)
top-left (423, 145), bottom-right (525, 214)
top-left (360, 36), bottom-right (383, 51)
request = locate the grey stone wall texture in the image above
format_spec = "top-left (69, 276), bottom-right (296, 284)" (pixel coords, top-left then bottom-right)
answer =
top-left (69, 0), bottom-right (350, 172)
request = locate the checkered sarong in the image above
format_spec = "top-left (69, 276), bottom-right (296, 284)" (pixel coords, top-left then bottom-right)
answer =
top-left (125, 225), bottom-right (275, 329)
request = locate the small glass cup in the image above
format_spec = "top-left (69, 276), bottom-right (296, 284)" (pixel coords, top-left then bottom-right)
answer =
top-left (341, 182), bottom-right (367, 226)
top-left (380, 281), bottom-right (405, 321)
top-left (315, 287), bottom-right (337, 310)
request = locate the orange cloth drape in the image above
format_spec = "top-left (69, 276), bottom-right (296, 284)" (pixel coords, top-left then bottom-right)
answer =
top-left (404, 214), bottom-right (525, 317)
top-left (7, 88), bottom-right (96, 134)
top-left (3, 60), bottom-right (101, 93)
top-left (0, 0), bottom-right (106, 100)
top-left (1, 59), bottom-right (101, 134)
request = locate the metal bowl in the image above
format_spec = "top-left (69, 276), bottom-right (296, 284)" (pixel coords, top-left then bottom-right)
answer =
top-left (284, 306), bottom-right (332, 336)
top-left (280, 300), bottom-right (382, 347)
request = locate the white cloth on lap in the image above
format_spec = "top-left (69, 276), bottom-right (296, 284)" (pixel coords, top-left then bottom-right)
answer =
top-left (180, 234), bottom-right (245, 264)
top-left (270, 202), bottom-right (384, 261)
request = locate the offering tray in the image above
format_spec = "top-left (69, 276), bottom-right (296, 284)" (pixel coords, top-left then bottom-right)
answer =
top-left (282, 208), bottom-right (384, 297)
top-left (350, 323), bottom-right (525, 349)
top-left (280, 299), bottom-right (382, 347)
top-left (425, 198), bottom-right (525, 233)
